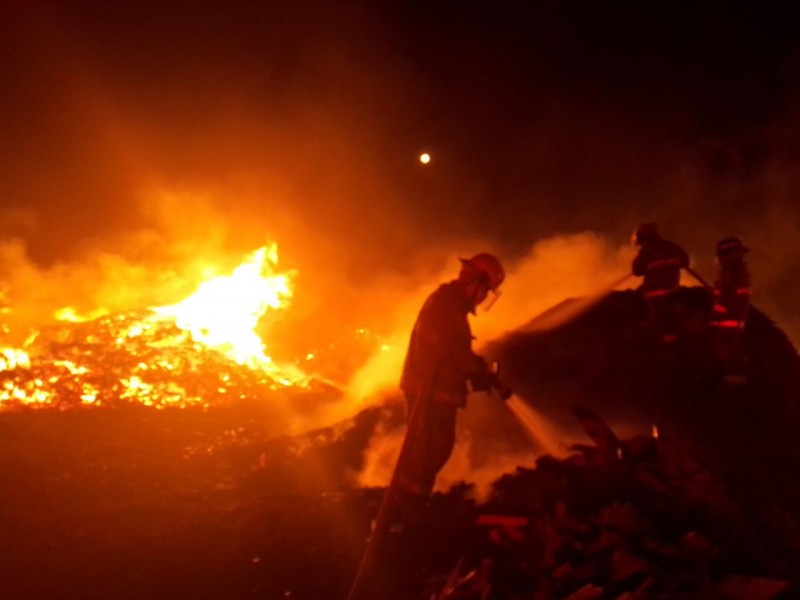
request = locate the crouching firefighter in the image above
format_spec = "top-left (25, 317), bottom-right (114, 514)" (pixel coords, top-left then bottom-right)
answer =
top-left (631, 223), bottom-right (690, 343)
top-left (711, 237), bottom-right (751, 382)
top-left (397, 253), bottom-right (512, 525)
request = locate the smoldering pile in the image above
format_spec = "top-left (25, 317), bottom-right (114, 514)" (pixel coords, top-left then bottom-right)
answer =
top-left (405, 407), bottom-right (800, 600)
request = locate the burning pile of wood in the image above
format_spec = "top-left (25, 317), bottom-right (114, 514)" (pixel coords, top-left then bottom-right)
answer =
top-left (0, 310), bottom-right (335, 411)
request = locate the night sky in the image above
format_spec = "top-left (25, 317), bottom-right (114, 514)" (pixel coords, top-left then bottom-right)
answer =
top-left (2, 1), bottom-right (800, 335)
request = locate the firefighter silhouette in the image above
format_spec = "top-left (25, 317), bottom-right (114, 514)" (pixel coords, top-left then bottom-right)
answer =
top-left (631, 223), bottom-right (690, 343)
top-left (398, 253), bottom-right (510, 523)
top-left (711, 237), bottom-right (751, 382)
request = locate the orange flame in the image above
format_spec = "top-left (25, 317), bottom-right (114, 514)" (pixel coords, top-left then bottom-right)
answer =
top-left (152, 244), bottom-right (298, 378)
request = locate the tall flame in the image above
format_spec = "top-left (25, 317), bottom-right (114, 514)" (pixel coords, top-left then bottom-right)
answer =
top-left (153, 244), bottom-right (295, 375)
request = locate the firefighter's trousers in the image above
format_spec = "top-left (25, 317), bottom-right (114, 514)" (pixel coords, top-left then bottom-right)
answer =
top-left (401, 393), bottom-right (458, 495)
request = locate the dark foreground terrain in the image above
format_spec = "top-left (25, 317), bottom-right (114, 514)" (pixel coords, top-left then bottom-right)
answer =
top-left (0, 402), bottom-right (382, 600)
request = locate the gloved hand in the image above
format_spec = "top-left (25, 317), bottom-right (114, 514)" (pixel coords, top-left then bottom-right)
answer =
top-left (492, 377), bottom-right (513, 401)
top-left (470, 360), bottom-right (513, 400)
top-left (469, 370), bottom-right (495, 393)
top-left (489, 361), bottom-right (513, 401)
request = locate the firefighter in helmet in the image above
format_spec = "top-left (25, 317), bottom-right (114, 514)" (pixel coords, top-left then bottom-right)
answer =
top-left (398, 253), bottom-right (511, 521)
top-left (711, 237), bottom-right (751, 382)
top-left (631, 223), bottom-right (690, 342)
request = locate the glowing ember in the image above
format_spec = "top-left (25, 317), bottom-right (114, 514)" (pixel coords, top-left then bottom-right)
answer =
top-left (54, 306), bottom-right (108, 323)
top-left (419, 152), bottom-right (431, 164)
top-left (1, 348), bottom-right (30, 371)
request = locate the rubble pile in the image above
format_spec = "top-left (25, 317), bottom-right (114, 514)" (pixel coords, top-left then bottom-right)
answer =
top-left (414, 288), bottom-right (800, 600)
top-left (432, 409), bottom-right (799, 599)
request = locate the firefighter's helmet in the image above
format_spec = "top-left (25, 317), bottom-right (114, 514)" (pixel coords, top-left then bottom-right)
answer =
top-left (632, 223), bottom-right (659, 246)
top-left (716, 237), bottom-right (749, 256)
top-left (460, 253), bottom-right (505, 290)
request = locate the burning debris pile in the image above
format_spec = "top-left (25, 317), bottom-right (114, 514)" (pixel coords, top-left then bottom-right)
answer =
top-left (0, 245), bottom-right (339, 412)
top-left (1, 309), bottom-right (332, 410)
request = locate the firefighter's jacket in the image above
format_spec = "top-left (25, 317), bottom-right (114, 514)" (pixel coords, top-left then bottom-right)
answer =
top-left (632, 238), bottom-right (689, 298)
top-left (713, 259), bottom-right (751, 326)
top-left (400, 281), bottom-right (491, 407)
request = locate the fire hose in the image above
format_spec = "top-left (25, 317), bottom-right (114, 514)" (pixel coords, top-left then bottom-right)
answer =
top-left (684, 266), bottom-right (712, 289)
top-left (346, 362), bottom-right (443, 600)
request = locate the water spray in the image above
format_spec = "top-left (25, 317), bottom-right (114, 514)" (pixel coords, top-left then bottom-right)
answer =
top-left (520, 272), bottom-right (633, 333)
top-left (504, 396), bottom-right (564, 457)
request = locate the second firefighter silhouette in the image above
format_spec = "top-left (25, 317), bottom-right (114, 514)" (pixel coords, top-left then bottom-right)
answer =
top-left (399, 253), bottom-right (511, 503)
top-left (631, 223), bottom-right (690, 342)
top-left (712, 237), bottom-right (751, 382)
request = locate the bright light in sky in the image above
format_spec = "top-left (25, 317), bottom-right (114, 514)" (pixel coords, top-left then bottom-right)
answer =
top-left (419, 152), bottom-right (431, 164)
